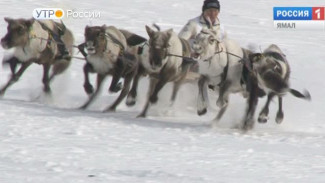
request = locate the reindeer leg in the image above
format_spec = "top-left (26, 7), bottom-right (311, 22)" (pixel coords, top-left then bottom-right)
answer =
top-left (216, 80), bottom-right (231, 108)
top-left (215, 104), bottom-right (228, 120)
top-left (109, 57), bottom-right (125, 93)
top-left (79, 44), bottom-right (95, 95)
top-left (105, 72), bottom-right (134, 112)
top-left (214, 84), bottom-right (231, 124)
top-left (3, 56), bottom-right (19, 74)
top-left (126, 67), bottom-right (143, 106)
top-left (137, 78), bottom-right (158, 118)
top-left (276, 96), bottom-right (284, 124)
top-left (79, 74), bottom-right (106, 110)
top-left (149, 78), bottom-right (168, 104)
top-left (0, 62), bottom-right (32, 97)
top-left (83, 63), bottom-right (95, 95)
top-left (197, 75), bottom-right (208, 116)
top-left (211, 103), bottom-right (229, 128)
top-left (213, 92), bottom-right (230, 127)
top-left (169, 81), bottom-right (182, 106)
top-left (242, 76), bottom-right (259, 131)
top-left (108, 69), bottom-right (122, 93)
top-left (258, 93), bottom-right (275, 123)
top-left (42, 63), bottom-right (51, 93)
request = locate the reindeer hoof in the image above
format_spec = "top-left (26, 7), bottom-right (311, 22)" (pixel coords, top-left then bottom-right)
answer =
top-left (43, 87), bottom-right (52, 94)
top-left (136, 113), bottom-right (145, 118)
top-left (216, 99), bottom-right (226, 108)
top-left (78, 105), bottom-right (87, 110)
top-left (258, 114), bottom-right (268, 123)
top-left (84, 84), bottom-right (94, 94)
top-left (276, 111), bottom-right (284, 124)
top-left (126, 97), bottom-right (136, 106)
top-left (197, 108), bottom-right (207, 116)
top-left (242, 118), bottom-right (255, 131)
top-left (109, 82), bottom-right (122, 93)
top-left (304, 90), bottom-right (312, 101)
top-left (149, 95), bottom-right (158, 104)
top-left (0, 90), bottom-right (5, 97)
top-left (208, 85), bottom-right (215, 90)
top-left (104, 107), bottom-right (116, 113)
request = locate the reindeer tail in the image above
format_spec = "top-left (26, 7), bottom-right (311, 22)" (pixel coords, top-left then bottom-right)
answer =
top-left (289, 89), bottom-right (311, 101)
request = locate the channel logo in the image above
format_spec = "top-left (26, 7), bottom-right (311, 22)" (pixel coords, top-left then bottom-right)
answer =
top-left (33, 8), bottom-right (64, 19)
top-left (273, 7), bottom-right (325, 30)
top-left (274, 7), bottom-right (324, 20)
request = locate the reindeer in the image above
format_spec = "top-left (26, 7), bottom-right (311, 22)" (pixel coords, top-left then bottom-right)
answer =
top-left (249, 44), bottom-right (311, 125)
top-left (78, 25), bottom-right (147, 112)
top-left (122, 25), bottom-right (197, 108)
top-left (136, 26), bottom-right (195, 117)
top-left (192, 28), bottom-right (253, 124)
top-left (0, 17), bottom-right (74, 96)
top-left (117, 29), bottom-right (149, 107)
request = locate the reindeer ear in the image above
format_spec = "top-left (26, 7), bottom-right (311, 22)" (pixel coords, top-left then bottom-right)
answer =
top-left (145, 25), bottom-right (155, 38)
top-left (101, 24), bottom-right (107, 33)
top-left (250, 53), bottom-right (262, 63)
top-left (4, 17), bottom-right (13, 23)
top-left (166, 29), bottom-right (173, 36)
top-left (25, 18), bottom-right (35, 28)
top-left (85, 25), bottom-right (90, 34)
top-left (166, 28), bottom-right (173, 41)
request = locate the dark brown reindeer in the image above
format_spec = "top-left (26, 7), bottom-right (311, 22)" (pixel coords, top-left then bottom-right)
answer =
top-left (222, 44), bottom-right (310, 130)
top-left (117, 29), bottom-right (149, 107)
top-left (78, 25), bottom-right (146, 111)
top-left (248, 44), bottom-right (311, 126)
top-left (137, 26), bottom-right (195, 117)
top-left (0, 17), bottom-right (74, 96)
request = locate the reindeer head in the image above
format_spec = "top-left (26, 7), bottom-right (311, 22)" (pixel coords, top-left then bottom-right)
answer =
top-left (250, 44), bottom-right (287, 73)
top-left (249, 53), bottom-right (267, 72)
top-left (84, 25), bottom-right (107, 55)
top-left (249, 50), bottom-right (289, 94)
top-left (250, 53), bottom-right (279, 73)
top-left (145, 25), bottom-right (172, 70)
top-left (1, 17), bottom-right (35, 49)
top-left (192, 28), bottom-right (219, 60)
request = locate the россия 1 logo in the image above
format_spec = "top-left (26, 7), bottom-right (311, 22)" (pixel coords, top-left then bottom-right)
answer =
top-left (33, 8), bottom-right (64, 19)
top-left (273, 7), bottom-right (325, 30)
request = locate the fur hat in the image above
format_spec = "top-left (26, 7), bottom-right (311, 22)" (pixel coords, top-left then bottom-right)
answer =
top-left (202, 0), bottom-right (220, 12)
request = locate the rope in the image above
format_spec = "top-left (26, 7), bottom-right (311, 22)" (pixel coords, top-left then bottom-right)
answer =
top-left (71, 56), bottom-right (86, 61)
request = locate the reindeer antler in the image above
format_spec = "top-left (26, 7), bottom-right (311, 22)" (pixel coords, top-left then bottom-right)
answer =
top-left (153, 23), bottom-right (161, 32)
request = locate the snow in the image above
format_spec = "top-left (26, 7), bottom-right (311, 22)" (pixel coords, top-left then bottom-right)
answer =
top-left (0, 0), bottom-right (325, 182)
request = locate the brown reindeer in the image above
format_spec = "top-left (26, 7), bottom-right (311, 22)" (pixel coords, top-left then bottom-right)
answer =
top-left (0, 17), bottom-right (74, 96)
top-left (249, 44), bottom-right (311, 126)
top-left (137, 26), bottom-right (195, 117)
top-left (78, 25), bottom-right (146, 112)
top-left (118, 29), bottom-right (149, 107)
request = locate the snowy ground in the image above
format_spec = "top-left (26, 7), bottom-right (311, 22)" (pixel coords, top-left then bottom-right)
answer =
top-left (0, 0), bottom-right (325, 182)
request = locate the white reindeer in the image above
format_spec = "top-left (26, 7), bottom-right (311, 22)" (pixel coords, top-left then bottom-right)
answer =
top-left (192, 28), bottom-right (248, 125)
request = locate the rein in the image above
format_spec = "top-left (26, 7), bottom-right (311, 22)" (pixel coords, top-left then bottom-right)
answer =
top-left (201, 44), bottom-right (248, 65)
top-left (166, 53), bottom-right (192, 60)
top-left (28, 23), bottom-right (126, 61)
